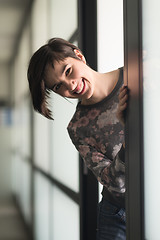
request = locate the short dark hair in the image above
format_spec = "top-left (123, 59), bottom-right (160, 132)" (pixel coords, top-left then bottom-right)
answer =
top-left (27, 38), bottom-right (81, 119)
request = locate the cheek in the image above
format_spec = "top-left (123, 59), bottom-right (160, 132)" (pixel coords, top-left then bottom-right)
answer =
top-left (58, 87), bottom-right (69, 97)
top-left (72, 67), bottom-right (82, 78)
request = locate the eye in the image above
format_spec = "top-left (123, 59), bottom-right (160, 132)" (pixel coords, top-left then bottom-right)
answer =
top-left (65, 67), bottom-right (71, 76)
top-left (55, 83), bottom-right (62, 91)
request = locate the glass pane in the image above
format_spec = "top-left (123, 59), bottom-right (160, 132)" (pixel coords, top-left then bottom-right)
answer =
top-left (31, 0), bottom-right (49, 52)
top-left (11, 156), bottom-right (31, 224)
top-left (34, 172), bottom-right (50, 240)
top-left (19, 161), bottom-right (32, 224)
top-left (50, 93), bottom-right (79, 192)
top-left (142, 0), bottom-right (160, 239)
top-left (51, 185), bottom-right (80, 240)
top-left (33, 112), bottom-right (50, 172)
top-left (14, 23), bottom-right (30, 102)
top-left (50, 0), bottom-right (77, 39)
top-left (97, 0), bottom-right (124, 72)
top-left (19, 99), bottom-right (31, 158)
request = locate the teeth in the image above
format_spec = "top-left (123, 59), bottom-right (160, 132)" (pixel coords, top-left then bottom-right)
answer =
top-left (75, 81), bottom-right (84, 94)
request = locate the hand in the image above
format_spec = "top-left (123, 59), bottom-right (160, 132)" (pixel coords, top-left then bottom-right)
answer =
top-left (116, 85), bottom-right (128, 126)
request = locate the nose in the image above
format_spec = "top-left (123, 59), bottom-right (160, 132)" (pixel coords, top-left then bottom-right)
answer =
top-left (65, 79), bottom-right (77, 91)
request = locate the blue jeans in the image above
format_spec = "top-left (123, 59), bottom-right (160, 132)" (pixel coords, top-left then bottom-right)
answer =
top-left (96, 198), bottom-right (126, 240)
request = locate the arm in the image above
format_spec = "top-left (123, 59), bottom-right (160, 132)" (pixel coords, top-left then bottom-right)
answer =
top-left (68, 135), bottom-right (125, 195)
top-left (68, 86), bottom-right (128, 195)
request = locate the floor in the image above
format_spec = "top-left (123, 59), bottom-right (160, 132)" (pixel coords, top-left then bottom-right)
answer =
top-left (0, 197), bottom-right (30, 240)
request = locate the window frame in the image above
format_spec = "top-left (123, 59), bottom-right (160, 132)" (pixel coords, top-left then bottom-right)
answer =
top-left (123, 0), bottom-right (145, 239)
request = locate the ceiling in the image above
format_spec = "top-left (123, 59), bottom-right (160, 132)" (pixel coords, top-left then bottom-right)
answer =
top-left (0, 0), bottom-right (31, 64)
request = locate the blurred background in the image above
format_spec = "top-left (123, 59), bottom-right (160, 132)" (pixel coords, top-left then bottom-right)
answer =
top-left (1, 0), bottom-right (160, 239)
top-left (0, 0), bottom-right (124, 239)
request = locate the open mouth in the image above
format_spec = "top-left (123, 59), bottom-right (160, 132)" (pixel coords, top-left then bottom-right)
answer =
top-left (74, 79), bottom-right (85, 95)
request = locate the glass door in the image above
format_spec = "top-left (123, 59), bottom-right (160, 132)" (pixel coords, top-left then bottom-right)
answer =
top-left (142, 0), bottom-right (160, 239)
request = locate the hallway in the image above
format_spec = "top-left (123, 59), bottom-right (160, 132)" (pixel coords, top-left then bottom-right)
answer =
top-left (0, 197), bottom-right (30, 240)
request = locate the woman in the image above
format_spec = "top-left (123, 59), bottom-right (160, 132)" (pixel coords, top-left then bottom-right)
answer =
top-left (27, 38), bottom-right (128, 240)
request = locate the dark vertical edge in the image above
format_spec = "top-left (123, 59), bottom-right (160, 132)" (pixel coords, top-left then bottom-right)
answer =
top-left (123, 0), bottom-right (131, 238)
top-left (78, 0), bottom-right (98, 240)
top-left (123, 0), bottom-right (130, 238)
top-left (78, 0), bottom-right (97, 70)
top-left (79, 159), bottom-right (98, 240)
top-left (124, 0), bottom-right (144, 239)
top-left (79, 159), bottom-right (85, 240)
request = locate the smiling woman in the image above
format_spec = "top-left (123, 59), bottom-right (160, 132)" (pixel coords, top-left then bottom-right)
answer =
top-left (44, 54), bottom-right (86, 94)
top-left (27, 37), bottom-right (128, 240)
top-left (44, 53), bottom-right (95, 104)
top-left (27, 38), bottom-right (81, 119)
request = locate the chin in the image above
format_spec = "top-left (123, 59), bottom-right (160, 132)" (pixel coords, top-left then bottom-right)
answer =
top-left (86, 91), bottom-right (94, 101)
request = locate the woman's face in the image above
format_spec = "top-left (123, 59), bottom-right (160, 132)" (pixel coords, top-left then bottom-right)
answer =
top-left (45, 50), bottom-right (95, 102)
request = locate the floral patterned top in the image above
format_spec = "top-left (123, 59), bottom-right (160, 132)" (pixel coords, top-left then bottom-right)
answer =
top-left (67, 68), bottom-right (125, 208)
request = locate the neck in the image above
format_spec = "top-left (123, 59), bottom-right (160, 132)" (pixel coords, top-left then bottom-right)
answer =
top-left (82, 68), bottom-right (120, 105)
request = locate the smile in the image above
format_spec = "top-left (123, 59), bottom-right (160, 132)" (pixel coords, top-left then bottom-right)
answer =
top-left (74, 79), bottom-right (85, 95)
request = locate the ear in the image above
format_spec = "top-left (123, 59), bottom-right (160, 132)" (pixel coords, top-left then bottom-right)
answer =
top-left (74, 49), bottom-right (86, 64)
